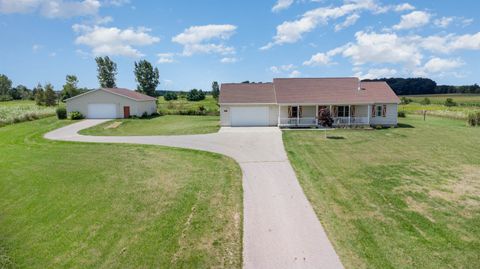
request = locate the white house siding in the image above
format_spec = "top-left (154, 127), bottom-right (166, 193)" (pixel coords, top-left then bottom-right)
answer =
top-left (66, 90), bottom-right (157, 118)
top-left (370, 103), bottom-right (398, 126)
top-left (220, 105), bottom-right (278, 126)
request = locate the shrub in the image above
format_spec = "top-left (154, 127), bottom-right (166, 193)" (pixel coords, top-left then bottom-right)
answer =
top-left (467, 111), bottom-right (480, 126)
top-left (164, 91), bottom-right (178, 101)
top-left (398, 111), bottom-right (406, 118)
top-left (56, 107), bottom-right (67, 119)
top-left (141, 111), bottom-right (149, 118)
top-left (444, 98), bottom-right (457, 107)
top-left (186, 89), bottom-right (206, 101)
top-left (420, 97), bottom-right (431, 105)
top-left (400, 97), bottom-right (411, 104)
top-left (70, 111), bottom-right (84, 120)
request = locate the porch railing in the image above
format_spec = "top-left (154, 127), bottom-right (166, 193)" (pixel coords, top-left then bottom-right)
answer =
top-left (333, 117), bottom-right (369, 125)
top-left (279, 117), bottom-right (316, 126)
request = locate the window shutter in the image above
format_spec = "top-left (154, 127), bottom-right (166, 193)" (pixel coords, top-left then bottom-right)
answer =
top-left (382, 104), bottom-right (387, 117)
top-left (351, 105), bottom-right (355, 117)
top-left (372, 105), bottom-right (376, 117)
top-left (288, 106), bottom-right (292, 118)
top-left (333, 106), bottom-right (338, 117)
top-left (299, 106), bottom-right (303, 117)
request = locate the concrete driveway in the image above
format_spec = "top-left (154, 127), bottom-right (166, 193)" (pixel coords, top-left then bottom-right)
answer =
top-left (45, 120), bottom-right (343, 269)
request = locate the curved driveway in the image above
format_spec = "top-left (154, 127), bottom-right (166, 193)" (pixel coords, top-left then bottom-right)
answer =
top-left (45, 119), bottom-right (343, 269)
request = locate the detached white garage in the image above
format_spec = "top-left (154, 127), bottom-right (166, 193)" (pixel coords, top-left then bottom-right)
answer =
top-left (66, 88), bottom-right (157, 119)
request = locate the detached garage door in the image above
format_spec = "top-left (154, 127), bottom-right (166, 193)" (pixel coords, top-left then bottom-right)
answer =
top-left (230, 106), bottom-right (269, 126)
top-left (87, 104), bottom-right (117, 119)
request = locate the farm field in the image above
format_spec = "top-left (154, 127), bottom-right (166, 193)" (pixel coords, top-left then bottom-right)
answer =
top-left (284, 115), bottom-right (480, 268)
top-left (157, 95), bottom-right (219, 115)
top-left (0, 100), bottom-right (57, 127)
top-left (80, 115), bottom-right (220, 136)
top-left (0, 118), bottom-right (242, 268)
top-left (399, 94), bottom-right (480, 120)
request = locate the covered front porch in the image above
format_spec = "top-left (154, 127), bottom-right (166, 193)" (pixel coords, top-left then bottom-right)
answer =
top-left (278, 104), bottom-right (372, 127)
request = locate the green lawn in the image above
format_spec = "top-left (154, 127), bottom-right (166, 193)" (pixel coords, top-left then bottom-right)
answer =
top-left (0, 118), bottom-right (242, 268)
top-left (80, 115), bottom-right (220, 136)
top-left (284, 115), bottom-right (480, 269)
top-left (157, 95), bottom-right (219, 115)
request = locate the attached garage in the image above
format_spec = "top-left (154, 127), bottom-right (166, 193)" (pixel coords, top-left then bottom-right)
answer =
top-left (230, 106), bottom-right (269, 126)
top-left (66, 88), bottom-right (157, 119)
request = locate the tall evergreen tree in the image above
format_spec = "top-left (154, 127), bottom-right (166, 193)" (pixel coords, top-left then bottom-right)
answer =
top-left (95, 56), bottom-right (117, 88)
top-left (211, 81), bottom-right (220, 100)
top-left (134, 60), bottom-right (159, 97)
top-left (44, 83), bottom-right (57, 106)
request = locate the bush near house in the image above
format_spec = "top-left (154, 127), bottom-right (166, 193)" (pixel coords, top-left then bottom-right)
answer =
top-left (56, 107), bottom-right (67, 119)
top-left (398, 111), bottom-right (406, 117)
top-left (163, 91), bottom-right (178, 101)
top-left (70, 111), bottom-right (84, 120)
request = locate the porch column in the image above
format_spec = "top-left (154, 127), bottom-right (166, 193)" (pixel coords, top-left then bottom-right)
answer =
top-left (348, 105), bottom-right (351, 125)
top-left (315, 105), bottom-right (319, 125)
top-left (367, 104), bottom-right (371, 125)
top-left (278, 105), bottom-right (281, 126)
top-left (297, 105), bottom-right (300, 126)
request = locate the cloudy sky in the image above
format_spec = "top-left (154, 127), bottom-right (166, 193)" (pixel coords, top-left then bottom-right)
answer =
top-left (0, 0), bottom-right (479, 91)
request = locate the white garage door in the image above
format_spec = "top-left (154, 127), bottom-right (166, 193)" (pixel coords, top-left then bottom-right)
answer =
top-left (87, 104), bottom-right (117, 119)
top-left (230, 106), bottom-right (269, 126)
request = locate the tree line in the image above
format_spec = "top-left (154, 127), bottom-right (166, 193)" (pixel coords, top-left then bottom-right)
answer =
top-left (363, 77), bottom-right (480, 95)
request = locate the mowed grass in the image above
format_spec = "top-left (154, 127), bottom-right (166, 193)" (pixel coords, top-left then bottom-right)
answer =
top-left (0, 100), bottom-right (57, 127)
top-left (80, 115), bottom-right (220, 136)
top-left (0, 118), bottom-right (242, 268)
top-left (283, 115), bottom-right (480, 269)
top-left (157, 95), bottom-right (219, 115)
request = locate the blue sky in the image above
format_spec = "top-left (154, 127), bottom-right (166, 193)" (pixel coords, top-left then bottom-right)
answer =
top-left (0, 0), bottom-right (479, 91)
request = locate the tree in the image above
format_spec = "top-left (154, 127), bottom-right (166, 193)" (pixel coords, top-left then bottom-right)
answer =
top-left (420, 97), bottom-right (431, 105)
top-left (211, 81), bottom-right (220, 100)
top-left (34, 84), bottom-right (45, 106)
top-left (186, 89), bottom-right (206, 101)
top-left (318, 108), bottom-right (333, 128)
top-left (44, 83), bottom-right (57, 106)
top-left (444, 98), bottom-right (457, 107)
top-left (134, 60), bottom-right (159, 97)
top-left (0, 74), bottom-right (12, 101)
top-left (95, 56), bottom-right (117, 88)
top-left (164, 91), bottom-right (178, 101)
top-left (60, 75), bottom-right (80, 101)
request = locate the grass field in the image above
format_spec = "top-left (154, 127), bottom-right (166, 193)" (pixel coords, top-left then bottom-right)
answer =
top-left (0, 100), bottom-right (57, 127)
top-left (284, 115), bottom-right (480, 269)
top-left (80, 115), bottom-right (220, 136)
top-left (399, 94), bottom-right (480, 120)
top-left (157, 95), bottom-right (219, 115)
top-left (0, 118), bottom-right (242, 268)
top-left (403, 94), bottom-right (480, 106)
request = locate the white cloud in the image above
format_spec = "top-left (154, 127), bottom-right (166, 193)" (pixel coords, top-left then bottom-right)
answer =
top-left (172, 24), bottom-right (237, 56)
top-left (220, 57), bottom-right (238, 63)
top-left (270, 64), bottom-right (295, 73)
top-left (262, 0), bottom-right (385, 49)
top-left (421, 57), bottom-right (464, 73)
top-left (73, 24), bottom-right (160, 58)
top-left (434, 17), bottom-right (454, 28)
top-left (355, 68), bottom-right (397, 79)
top-left (393, 11), bottom-right (431, 30)
top-left (335, 13), bottom-right (360, 31)
top-left (394, 3), bottom-right (415, 12)
top-left (0, 0), bottom-right (101, 18)
top-left (419, 32), bottom-right (480, 53)
top-left (157, 53), bottom-right (174, 63)
top-left (288, 70), bottom-right (301, 78)
top-left (342, 31), bottom-right (423, 66)
top-left (272, 0), bottom-right (294, 12)
top-left (102, 0), bottom-right (130, 7)
top-left (32, 44), bottom-right (42, 52)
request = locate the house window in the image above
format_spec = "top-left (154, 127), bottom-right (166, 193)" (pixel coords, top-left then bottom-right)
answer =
top-left (337, 106), bottom-right (350, 117)
top-left (376, 105), bottom-right (383, 117)
top-left (290, 106), bottom-right (298, 118)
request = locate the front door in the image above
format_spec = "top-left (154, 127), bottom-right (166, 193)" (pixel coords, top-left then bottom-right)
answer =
top-left (123, 106), bottom-right (130, 118)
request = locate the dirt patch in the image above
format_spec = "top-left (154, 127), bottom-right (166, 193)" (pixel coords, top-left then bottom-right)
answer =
top-left (429, 165), bottom-right (480, 209)
top-left (104, 122), bottom-right (122, 129)
top-left (405, 196), bottom-right (435, 222)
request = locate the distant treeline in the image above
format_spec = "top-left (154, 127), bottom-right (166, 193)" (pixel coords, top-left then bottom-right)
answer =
top-left (362, 78), bottom-right (480, 95)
